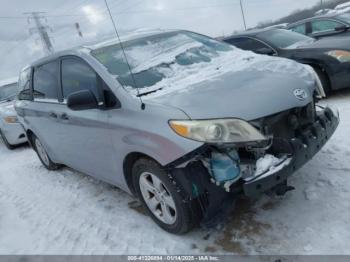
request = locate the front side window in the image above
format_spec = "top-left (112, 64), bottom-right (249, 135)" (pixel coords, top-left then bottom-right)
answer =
top-left (290, 24), bottom-right (306, 35)
top-left (61, 58), bottom-right (99, 100)
top-left (225, 38), bottom-right (248, 48)
top-left (225, 37), bottom-right (269, 51)
top-left (33, 61), bottom-right (59, 101)
top-left (258, 29), bottom-right (314, 49)
top-left (311, 20), bottom-right (343, 33)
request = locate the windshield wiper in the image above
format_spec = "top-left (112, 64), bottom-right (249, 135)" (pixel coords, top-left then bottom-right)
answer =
top-left (137, 88), bottom-right (163, 97)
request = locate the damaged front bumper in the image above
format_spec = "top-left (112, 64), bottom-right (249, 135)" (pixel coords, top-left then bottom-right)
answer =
top-left (168, 106), bottom-right (339, 199)
top-left (243, 106), bottom-right (339, 197)
top-left (166, 106), bottom-right (338, 225)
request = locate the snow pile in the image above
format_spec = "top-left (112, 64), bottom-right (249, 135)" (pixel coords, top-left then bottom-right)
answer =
top-left (255, 154), bottom-right (282, 176)
top-left (125, 45), bottom-right (314, 99)
top-left (315, 2), bottom-right (350, 16)
top-left (121, 34), bottom-right (203, 74)
top-left (148, 53), bottom-right (311, 99)
top-left (314, 9), bottom-right (338, 16)
top-left (243, 154), bottom-right (293, 182)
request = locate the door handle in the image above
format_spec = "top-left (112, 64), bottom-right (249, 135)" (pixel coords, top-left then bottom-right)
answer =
top-left (60, 113), bottom-right (69, 120)
top-left (49, 112), bottom-right (58, 118)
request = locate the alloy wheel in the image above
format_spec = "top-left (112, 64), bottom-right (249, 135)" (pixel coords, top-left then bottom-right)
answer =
top-left (139, 172), bottom-right (177, 225)
top-left (35, 138), bottom-right (50, 166)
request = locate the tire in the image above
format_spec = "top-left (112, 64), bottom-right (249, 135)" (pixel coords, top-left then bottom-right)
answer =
top-left (0, 129), bottom-right (15, 150)
top-left (32, 135), bottom-right (60, 170)
top-left (132, 158), bottom-right (197, 234)
top-left (313, 67), bottom-right (332, 96)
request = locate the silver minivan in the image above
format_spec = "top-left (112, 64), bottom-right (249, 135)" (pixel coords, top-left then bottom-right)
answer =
top-left (16, 30), bottom-right (339, 234)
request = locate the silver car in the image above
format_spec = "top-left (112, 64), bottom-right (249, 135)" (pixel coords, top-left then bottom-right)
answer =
top-left (15, 30), bottom-right (339, 234)
top-left (0, 78), bottom-right (27, 149)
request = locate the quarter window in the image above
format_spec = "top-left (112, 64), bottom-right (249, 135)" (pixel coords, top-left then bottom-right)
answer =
top-left (311, 20), bottom-right (343, 33)
top-left (61, 58), bottom-right (99, 100)
top-left (33, 61), bottom-right (59, 101)
top-left (18, 68), bottom-right (31, 100)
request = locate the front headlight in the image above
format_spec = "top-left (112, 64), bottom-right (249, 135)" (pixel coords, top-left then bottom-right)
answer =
top-left (326, 50), bottom-right (350, 63)
top-left (169, 119), bottom-right (267, 143)
top-left (4, 116), bottom-right (18, 124)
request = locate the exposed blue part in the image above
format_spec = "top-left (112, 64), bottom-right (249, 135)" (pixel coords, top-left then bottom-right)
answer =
top-left (210, 149), bottom-right (241, 183)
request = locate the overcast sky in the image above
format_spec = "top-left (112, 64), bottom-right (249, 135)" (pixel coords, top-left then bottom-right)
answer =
top-left (0, 0), bottom-right (320, 80)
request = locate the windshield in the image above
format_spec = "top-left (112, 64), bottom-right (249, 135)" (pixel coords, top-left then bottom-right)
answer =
top-left (337, 13), bottom-right (350, 24)
top-left (258, 29), bottom-right (314, 49)
top-left (91, 31), bottom-right (233, 92)
top-left (0, 83), bottom-right (17, 102)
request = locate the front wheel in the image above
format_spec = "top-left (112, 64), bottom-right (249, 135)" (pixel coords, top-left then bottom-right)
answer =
top-left (33, 135), bottom-right (60, 170)
top-left (132, 158), bottom-right (198, 234)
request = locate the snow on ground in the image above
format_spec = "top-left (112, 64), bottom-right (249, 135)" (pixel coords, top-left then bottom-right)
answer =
top-left (0, 90), bottom-right (350, 255)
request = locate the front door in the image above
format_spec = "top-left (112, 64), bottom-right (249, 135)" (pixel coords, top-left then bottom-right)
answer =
top-left (53, 57), bottom-right (116, 181)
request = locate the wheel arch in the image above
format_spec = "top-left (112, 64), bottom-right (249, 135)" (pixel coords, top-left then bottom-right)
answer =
top-left (307, 62), bottom-right (332, 93)
top-left (123, 152), bottom-right (162, 195)
top-left (25, 129), bottom-right (35, 147)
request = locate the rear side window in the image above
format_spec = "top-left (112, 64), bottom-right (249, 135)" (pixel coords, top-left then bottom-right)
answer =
top-left (290, 24), bottom-right (306, 35)
top-left (18, 68), bottom-right (32, 100)
top-left (61, 58), bottom-right (99, 100)
top-left (225, 37), bottom-right (268, 51)
top-left (33, 61), bottom-right (59, 101)
top-left (311, 20), bottom-right (343, 33)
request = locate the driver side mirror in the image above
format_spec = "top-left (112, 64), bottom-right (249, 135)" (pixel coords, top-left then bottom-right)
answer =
top-left (255, 47), bottom-right (275, 56)
top-left (67, 90), bottom-right (98, 111)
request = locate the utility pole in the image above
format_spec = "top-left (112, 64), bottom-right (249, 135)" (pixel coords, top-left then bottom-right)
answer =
top-left (240, 0), bottom-right (247, 30)
top-left (321, 0), bottom-right (325, 14)
top-left (75, 22), bottom-right (83, 38)
top-left (24, 12), bottom-right (54, 55)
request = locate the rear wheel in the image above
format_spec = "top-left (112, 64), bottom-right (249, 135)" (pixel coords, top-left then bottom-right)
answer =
top-left (33, 135), bottom-right (60, 170)
top-left (313, 67), bottom-right (331, 96)
top-left (0, 129), bottom-right (15, 150)
top-left (132, 158), bottom-right (198, 234)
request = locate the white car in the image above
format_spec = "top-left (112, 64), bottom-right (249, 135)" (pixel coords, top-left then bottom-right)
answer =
top-left (0, 77), bottom-right (27, 149)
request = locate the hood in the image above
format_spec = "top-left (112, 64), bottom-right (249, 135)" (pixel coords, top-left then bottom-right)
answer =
top-left (145, 55), bottom-right (316, 121)
top-left (298, 36), bottom-right (350, 50)
top-left (0, 101), bottom-right (16, 117)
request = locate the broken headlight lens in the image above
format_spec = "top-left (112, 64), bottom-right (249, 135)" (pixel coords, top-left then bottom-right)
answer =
top-left (169, 119), bottom-right (267, 143)
top-left (326, 50), bottom-right (350, 63)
